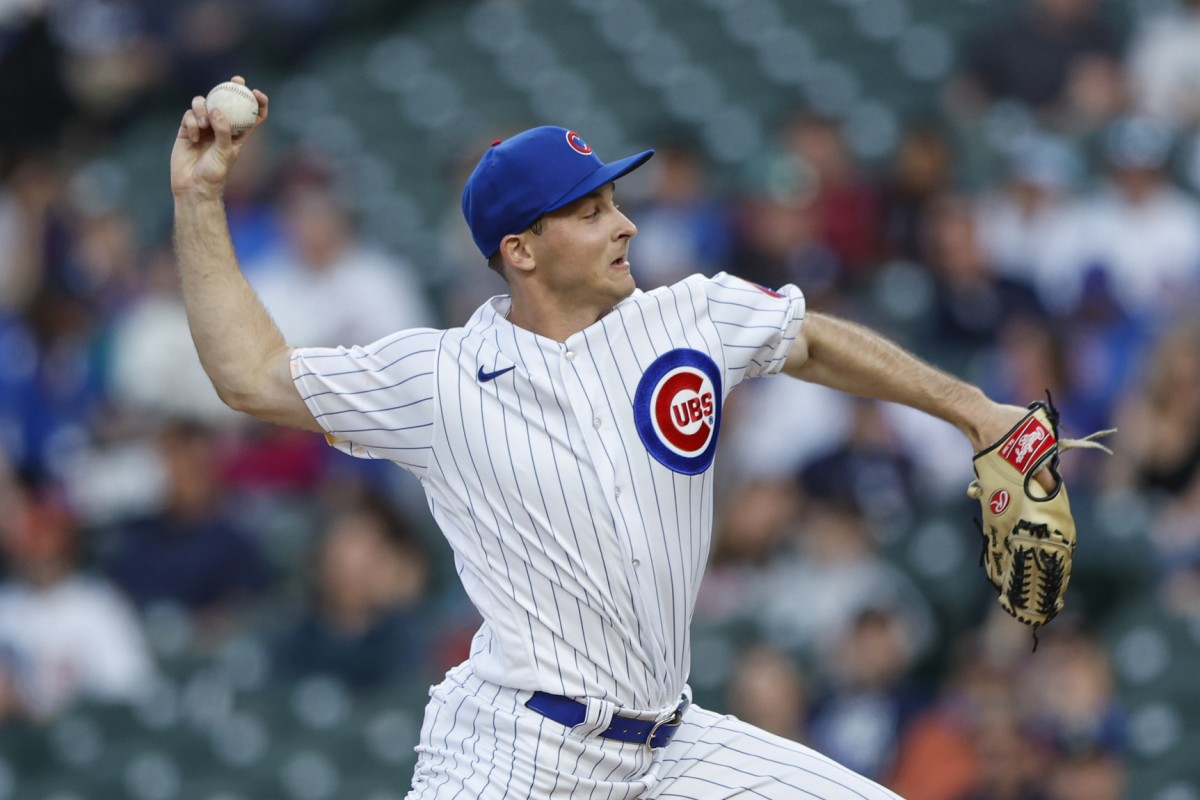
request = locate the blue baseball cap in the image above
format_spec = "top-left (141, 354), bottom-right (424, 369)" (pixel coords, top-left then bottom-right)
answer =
top-left (462, 126), bottom-right (655, 258)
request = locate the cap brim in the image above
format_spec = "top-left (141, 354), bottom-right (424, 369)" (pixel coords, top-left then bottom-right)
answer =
top-left (543, 149), bottom-right (655, 216)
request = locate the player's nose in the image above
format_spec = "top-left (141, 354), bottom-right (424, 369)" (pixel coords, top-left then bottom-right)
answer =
top-left (615, 208), bottom-right (637, 239)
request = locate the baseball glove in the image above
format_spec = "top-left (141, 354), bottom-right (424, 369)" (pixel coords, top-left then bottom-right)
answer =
top-left (968, 398), bottom-right (1114, 642)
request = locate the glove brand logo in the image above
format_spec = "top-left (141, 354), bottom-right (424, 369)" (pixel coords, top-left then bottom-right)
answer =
top-left (565, 130), bottom-right (592, 155)
top-left (633, 349), bottom-right (722, 475)
top-left (989, 489), bottom-right (1010, 515)
top-left (999, 417), bottom-right (1055, 474)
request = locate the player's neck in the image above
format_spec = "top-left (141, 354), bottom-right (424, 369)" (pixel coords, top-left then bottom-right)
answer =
top-left (505, 293), bottom-right (614, 343)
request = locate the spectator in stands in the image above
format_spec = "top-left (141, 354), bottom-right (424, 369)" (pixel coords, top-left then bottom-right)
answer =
top-left (696, 477), bottom-right (803, 625)
top-left (878, 120), bottom-right (956, 264)
top-left (108, 243), bottom-right (239, 425)
top-left (0, 479), bottom-right (156, 721)
top-left (718, 374), bottom-right (854, 483)
top-left (973, 133), bottom-right (1081, 303)
top-left (0, 153), bottom-right (63, 315)
top-left (1109, 309), bottom-right (1200, 497)
top-left (800, 399), bottom-right (919, 533)
top-left (0, 13), bottom-right (75, 158)
top-left (1045, 749), bottom-right (1125, 800)
top-left (749, 497), bottom-right (934, 666)
top-left (1126, 0), bottom-right (1200, 130)
top-left (952, 0), bottom-right (1123, 124)
top-left (919, 193), bottom-right (1045, 362)
top-left (729, 150), bottom-right (841, 306)
top-left (1042, 116), bottom-right (1200, 321)
top-left (1021, 630), bottom-right (1127, 800)
top-left (807, 606), bottom-right (929, 783)
top-left (104, 418), bottom-right (271, 621)
top-left (781, 112), bottom-right (883, 285)
top-left (725, 642), bottom-right (810, 743)
top-left (272, 493), bottom-right (435, 689)
top-left (1108, 320), bottom-right (1200, 580)
top-left (222, 125), bottom-right (284, 271)
top-left (622, 134), bottom-right (734, 289)
top-left (888, 639), bottom-right (1041, 800)
top-left (0, 260), bottom-right (107, 483)
top-left (246, 150), bottom-right (435, 347)
top-left (45, 0), bottom-right (170, 141)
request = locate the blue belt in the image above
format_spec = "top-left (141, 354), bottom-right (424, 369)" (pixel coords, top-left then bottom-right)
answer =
top-left (525, 691), bottom-right (688, 749)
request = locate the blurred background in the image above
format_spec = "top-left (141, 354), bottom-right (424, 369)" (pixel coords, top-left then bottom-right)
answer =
top-left (2, 0), bottom-right (1200, 798)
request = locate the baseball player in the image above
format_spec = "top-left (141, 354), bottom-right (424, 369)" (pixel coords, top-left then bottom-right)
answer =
top-left (171, 78), bottom-right (1033, 799)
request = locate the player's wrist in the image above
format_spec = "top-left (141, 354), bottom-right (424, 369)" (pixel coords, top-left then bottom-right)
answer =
top-left (173, 187), bottom-right (226, 208)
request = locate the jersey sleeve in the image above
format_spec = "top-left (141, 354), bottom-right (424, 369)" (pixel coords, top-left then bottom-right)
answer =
top-left (289, 328), bottom-right (442, 476)
top-left (702, 272), bottom-right (806, 386)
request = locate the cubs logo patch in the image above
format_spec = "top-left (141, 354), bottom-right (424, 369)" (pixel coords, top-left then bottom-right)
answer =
top-left (634, 349), bottom-right (722, 475)
top-left (565, 130), bottom-right (592, 155)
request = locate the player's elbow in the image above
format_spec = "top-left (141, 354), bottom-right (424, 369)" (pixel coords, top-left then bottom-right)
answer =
top-left (210, 360), bottom-right (324, 433)
top-left (212, 381), bottom-right (262, 416)
top-left (782, 315), bottom-right (817, 379)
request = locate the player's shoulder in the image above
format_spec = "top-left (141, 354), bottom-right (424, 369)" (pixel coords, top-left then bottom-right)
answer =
top-left (641, 272), bottom-right (795, 302)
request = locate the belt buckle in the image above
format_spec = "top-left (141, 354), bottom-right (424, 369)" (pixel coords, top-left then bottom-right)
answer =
top-left (646, 707), bottom-right (684, 747)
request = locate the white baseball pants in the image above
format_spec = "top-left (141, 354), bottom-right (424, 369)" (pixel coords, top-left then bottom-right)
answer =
top-left (405, 663), bottom-right (904, 799)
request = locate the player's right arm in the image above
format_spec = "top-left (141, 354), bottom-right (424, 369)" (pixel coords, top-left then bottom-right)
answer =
top-left (170, 78), bottom-right (321, 433)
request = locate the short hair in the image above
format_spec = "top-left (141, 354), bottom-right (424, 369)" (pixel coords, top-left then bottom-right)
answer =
top-left (486, 216), bottom-right (546, 278)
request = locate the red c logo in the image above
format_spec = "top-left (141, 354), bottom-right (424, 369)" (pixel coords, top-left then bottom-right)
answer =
top-left (652, 369), bottom-right (716, 455)
top-left (565, 130), bottom-right (592, 155)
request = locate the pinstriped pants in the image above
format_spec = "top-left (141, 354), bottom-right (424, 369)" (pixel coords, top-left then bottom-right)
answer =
top-left (406, 664), bottom-right (904, 799)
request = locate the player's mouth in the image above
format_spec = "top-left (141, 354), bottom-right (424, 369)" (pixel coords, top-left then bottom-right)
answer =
top-left (611, 256), bottom-right (630, 270)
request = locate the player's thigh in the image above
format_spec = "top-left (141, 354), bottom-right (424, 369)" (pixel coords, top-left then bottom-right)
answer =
top-left (649, 705), bottom-right (904, 800)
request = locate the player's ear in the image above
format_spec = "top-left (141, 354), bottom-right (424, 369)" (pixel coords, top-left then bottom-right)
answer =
top-left (500, 233), bottom-right (536, 276)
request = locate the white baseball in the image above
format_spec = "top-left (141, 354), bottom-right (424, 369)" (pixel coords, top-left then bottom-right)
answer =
top-left (205, 81), bottom-right (259, 134)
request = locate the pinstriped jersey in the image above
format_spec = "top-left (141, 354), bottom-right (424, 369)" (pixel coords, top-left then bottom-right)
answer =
top-left (290, 272), bottom-right (805, 711)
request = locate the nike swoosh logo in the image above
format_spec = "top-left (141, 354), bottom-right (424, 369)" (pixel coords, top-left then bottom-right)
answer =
top-left (478, 365), bottom-right (516, 383)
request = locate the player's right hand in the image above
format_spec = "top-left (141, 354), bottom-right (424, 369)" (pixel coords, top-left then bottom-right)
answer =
top-left (170, 76), bottom-right (268, 202)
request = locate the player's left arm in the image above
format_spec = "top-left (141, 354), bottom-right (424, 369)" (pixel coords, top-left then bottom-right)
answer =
top-left (784, 312), bottom-right (1026, 453)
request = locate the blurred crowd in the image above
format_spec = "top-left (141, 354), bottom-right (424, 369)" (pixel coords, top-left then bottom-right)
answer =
top-left (3, 0), bottom-right (1200, 798)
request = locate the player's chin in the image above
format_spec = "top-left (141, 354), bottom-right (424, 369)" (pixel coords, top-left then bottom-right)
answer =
top-left (609, 264), bottom-right (636, 294)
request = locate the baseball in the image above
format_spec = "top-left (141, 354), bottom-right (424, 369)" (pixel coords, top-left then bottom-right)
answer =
top-left (205, 81), bottom-right (259, 135)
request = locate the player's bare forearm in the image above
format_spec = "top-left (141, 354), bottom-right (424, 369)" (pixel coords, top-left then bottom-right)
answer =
top-left (172, 197), bottom-right (321, 432)
top-left (785, 312), bottom-right (1025, 452)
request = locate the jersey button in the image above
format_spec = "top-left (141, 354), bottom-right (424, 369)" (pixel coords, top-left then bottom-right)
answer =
top-left (614, 487), bottom-right (621, 498)
top-left (565, 351), bottom-right (576, 362)
top-left (593, 418), bottom-right (601, 429)
top-left (632, 559), bottom-right (641, 568)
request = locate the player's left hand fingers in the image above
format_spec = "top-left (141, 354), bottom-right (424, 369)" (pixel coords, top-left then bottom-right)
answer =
top-left (1031, 463), bottom-right (1058, 495)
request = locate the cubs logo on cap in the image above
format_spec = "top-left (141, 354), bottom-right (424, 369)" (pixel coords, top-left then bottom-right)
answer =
top-left (634, 349), bottom-right (723, 475)
top-left (565, 130), bottom-right (592, 154)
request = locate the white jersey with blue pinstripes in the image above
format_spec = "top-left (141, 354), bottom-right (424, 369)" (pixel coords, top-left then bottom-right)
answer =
top-left (290, 271), bottom-right (804, 713)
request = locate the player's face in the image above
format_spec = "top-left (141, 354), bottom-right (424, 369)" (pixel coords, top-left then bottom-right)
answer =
top-left (528, 183), bottom-right (638, 311)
